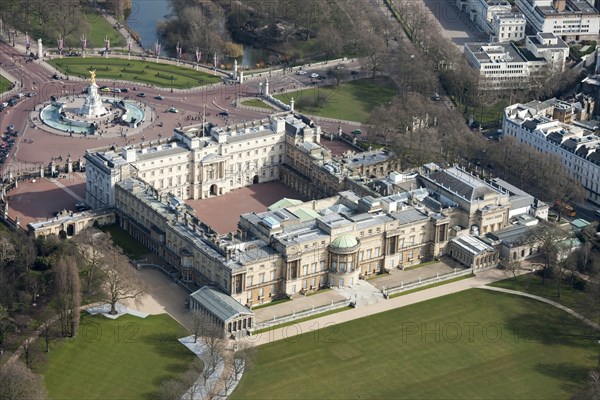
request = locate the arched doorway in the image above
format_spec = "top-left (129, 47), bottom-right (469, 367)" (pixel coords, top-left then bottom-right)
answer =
top-left (66, 224), bottom-right (75, 236)
top-left (252, 175), bottom-right (259, 184)
top-left (210, 184), bottom-right (218, 196)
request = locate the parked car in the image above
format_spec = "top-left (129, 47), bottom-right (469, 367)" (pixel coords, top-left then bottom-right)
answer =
top-left (52, 73), bottom-right (61, 80)
top-left (120, 88), bottom-right (129, 93)
top-left (218, 111), bottom-right (229, 117)
top-left (100, 87), bottom-right (111, 92)
top-left (6, 125), bottom-right (14, 132)
top-left (296, 70), bottom-right (307, 75)
top-left (310, 73), bottom-right (319, 78)
top-left (154, 95), bottom-right (164, 100)
top-left (26, 92), bottom-right (36, 97)
top-left (112, 88), bottom-right (121, 93)
top-left (7, 99), bottom-right (17, 106)
top-left (169, 107), bottom-right (178, 113)
top-left (136, 92), bottom-right (145, 97)
top-left (15, 93), bottom-right (24, 98)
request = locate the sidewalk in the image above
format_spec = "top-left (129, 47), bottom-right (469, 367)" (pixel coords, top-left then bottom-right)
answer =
top-left (243, 268), bottom-right (517, 346)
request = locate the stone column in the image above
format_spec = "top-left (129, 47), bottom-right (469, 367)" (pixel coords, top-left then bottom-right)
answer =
top-left (264, 78), bottom-right (269, 96)
top-left (258, 82), bottom-right (262, 96)
top-left (67, 156), bottom-right (73, 173)
top-left (233, 59), bottom-right (238, 81)
top-left (290, 97), bottom-right (294, 112)
top-left (239, 70), bottom-right (244, 84)
top-left (37, 38), bottom-right (43, 59)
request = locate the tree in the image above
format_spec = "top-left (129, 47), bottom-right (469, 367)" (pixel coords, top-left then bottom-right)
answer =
top-left (504, 259), bottom-right (522, 280)
top-left (317, 26), bottom-right (343, 59)
top-left (0, 360), bottom-right (46, 400)
top-left (358, 32), bottom-right (387, 79)
top-left (326, 67), bottom-right (350, 87)
top-left (74, 230), bottom-right (111, 294)
top-left (100, 248), bottom-right (145, 315)
top-left (54, 256), bottom-right (81, 337)
top-left (531, 224), bottom-right (566, 285)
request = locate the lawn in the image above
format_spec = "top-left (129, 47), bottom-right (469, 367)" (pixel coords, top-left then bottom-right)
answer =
top-left (0, 74), bottom-right (13, 94)
top-left (490, 272), bottom-right (599, 323)
top-left (241, 98), bottom-right (276, 110)
top-left (100, 224), bottom-right (150, 260)
top-left (84, 9), bottom-right (126, 48)
top-left (274, 77), bottom-right (397, 123)
top-left (48, 58), bottom-right (222, 89)
top-left (44, 313), bottom-right (195, 400)
top-left (232, 289), bottom-right (599, 399)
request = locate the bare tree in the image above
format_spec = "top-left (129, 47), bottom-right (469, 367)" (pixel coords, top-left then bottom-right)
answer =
top-left (100, 248), bottom-right (145, 315)
top-left (74, 230), bottom-right (111, 294)
top-left (157, 378), bottom-right (186, 400)
top-left (504, 259), bottom-right (522, 280)
top-left (0, 360), bottom-right (46, 400)
top-left (531, 224), bottom-right (566, 285)
top-left (54, 256), bottom-right (81, 337)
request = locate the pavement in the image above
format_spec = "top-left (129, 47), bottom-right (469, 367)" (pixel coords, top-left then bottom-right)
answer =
top-left (368, 258), bottom-right (465, 291)
top-left (254, 290), bottom-right (347, 324)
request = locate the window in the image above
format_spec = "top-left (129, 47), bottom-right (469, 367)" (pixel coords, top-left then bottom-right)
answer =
top-left (311, 263), bottom-right (317, 273)
top-left (258, 287), bottom-right (264, 297)
top-left (259, 273), bottom-right (265, 284)
top-left (270, 271), bottom-right (276, 281)
top-left (247, 276), bottom-right (253, 287)
top-left (320, 261), bottom-right (326, 271)
top-left (302, 265), bottom-right (308, 275)
top-left (367, 249), bottom-right (372, 259)
top-left (375, 247), bottom-right (380, 257)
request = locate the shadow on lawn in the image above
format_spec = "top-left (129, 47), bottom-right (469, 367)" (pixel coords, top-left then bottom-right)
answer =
top-left (535, 362), bottom-right (593, 393)
top-left (504, 311), bottom-right (597, 348)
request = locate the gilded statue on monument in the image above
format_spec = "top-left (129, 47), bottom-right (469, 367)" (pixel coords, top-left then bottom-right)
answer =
top-left (88, 70), bottom-right (96, 85)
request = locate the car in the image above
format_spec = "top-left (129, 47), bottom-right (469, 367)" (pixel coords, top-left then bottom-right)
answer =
top-left (310, 73), bottom-right (319, 78)
top-left (26, 92), bottom-right (36, 97)
top-left (100, 87), bottom-right (111, 92)
top-left (112, 88), bottom-right (121, 93)
top-left (154, 95), bottom-right (164, 100)
top-left (6, 125), bottom-right (14, 132)
top-left (1, 102), bottom-right (7, 108)
top-left (432, 93), bottom-right (441, 101)
top-left (7, 99), bottom-right (17, 106)
top-left (218, 111), bottom-right (229, 117)
top-left (169, 107), bottom-right (178, 113)
top-left (52, 73), bottom-right (61, 80)
top-left (50, 95), bottom-right (57, 102)
top-left (16, 93), bottom-right (24, 98)
top-left (120, 88), bottom-right (129, 93)
top-left (136, 92), bottom-right (145, 97)
top-left (296, 70), bottom-right (307, 75)
top-left (0, 105), bottom-right (4, 112)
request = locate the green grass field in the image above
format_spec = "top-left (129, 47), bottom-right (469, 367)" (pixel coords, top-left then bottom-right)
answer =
top-left (48, 58), bottom-right (222, 89)
top-left (241, 98), bottom-right (276, 110)
top-left (84, 9), bottom-right (125, 48)
top-left (44, 313), bottom-right (194, 399)
top-left (232, 289), bottom-right (598, 399)
top-left (490, 273), bottom-right (599, 323)
top-left (0, 74), bottom-right (12, 94)
top-left (274, 77), bottom-right (397, 123)
top-left (100, 224), bottom-right (150, 260)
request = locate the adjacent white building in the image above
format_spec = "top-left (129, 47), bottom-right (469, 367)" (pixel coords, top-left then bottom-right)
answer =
top-left (516, 0), bottom-right (600, 40)
top-left (503, 100), bottom-right (600, 204)
top-left (525, 32), bottom-right (570, 70)
top-left (491, 12), bottom-right (527, 42)
top-left (464, 41), bottom-right (546, 89)
top-left (465, 32), bottom-right (568, 89)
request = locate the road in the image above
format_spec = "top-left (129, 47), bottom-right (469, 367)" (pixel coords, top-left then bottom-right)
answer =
top-left (0, 39), bottom-right (365, 176)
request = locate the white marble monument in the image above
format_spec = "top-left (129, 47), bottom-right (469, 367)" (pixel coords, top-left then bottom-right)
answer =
top-left (78, 70), bottom-right (109, 118)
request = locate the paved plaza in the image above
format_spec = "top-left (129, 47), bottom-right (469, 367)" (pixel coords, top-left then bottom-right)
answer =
top-left (368, 257), bottom-right (467, 291)
top-left (187, 182), bottom-right (307, 234)
top-left (7, 173), bottom-right (86, 226)
top-left (254, 290), bottom-right (347, 324)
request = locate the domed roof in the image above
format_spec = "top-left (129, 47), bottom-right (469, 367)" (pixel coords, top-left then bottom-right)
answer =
top-left (331, 234), bottom-right (359, 249)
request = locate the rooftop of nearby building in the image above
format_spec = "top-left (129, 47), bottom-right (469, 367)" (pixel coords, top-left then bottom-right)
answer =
top-left (190, 286), bottom-right (253, 322)
top-left (536, 0), bottom-right (598, 16)
top-left (450, 235), bottom-right (494, 256)
top-left (421, 166), bottom-right (502, 203)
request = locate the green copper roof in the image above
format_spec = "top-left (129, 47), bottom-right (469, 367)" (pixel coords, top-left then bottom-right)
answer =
top-left (331, 234), bottom-right (358, 249)
top-left (268, 198), bottom-right (303, 211)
